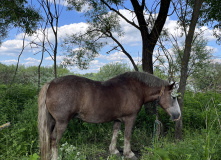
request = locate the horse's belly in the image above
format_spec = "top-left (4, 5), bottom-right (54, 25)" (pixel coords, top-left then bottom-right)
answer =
top-left (78, 112), bottom-right (117, 123)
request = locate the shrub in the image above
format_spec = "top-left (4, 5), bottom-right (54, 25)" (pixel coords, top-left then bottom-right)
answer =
top-left (0, 84), bottom-right (37, 125)
top-left (94, 62), bottom-right (131, 81)
top-left (0, 98), bottom-right (39, 159)
top-left (182, 91), bottom-right (221, 130)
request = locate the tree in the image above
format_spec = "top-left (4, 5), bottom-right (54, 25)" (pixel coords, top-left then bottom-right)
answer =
top-left (174, 0), bottom-right (204, 140)
top-left (0, 0), bottom-right (41, 44)
top-left (172, 36), bottom-right (213, 78)
top-left (153, 0), bottom-right (208, 139)
top-left (64, 0), bottom-right (171, 73)
top-left (95, 62), bottom-right (131, 81)
top-left (192, 63), bottom-right (221, 92)
top-left (37, 0), bottom-right (63, 78)
top-left (197, 0), bottom-right (221, 43)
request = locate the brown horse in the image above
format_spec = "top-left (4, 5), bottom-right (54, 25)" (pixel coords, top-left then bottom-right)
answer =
top-left (38, 71), bottom-right (181, 160)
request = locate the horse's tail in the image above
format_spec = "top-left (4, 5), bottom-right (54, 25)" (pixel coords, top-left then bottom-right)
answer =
top-left (38, 83), bottom-right (53, 160)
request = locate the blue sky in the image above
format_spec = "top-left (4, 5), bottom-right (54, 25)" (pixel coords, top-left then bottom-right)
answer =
top-left (0, 0), bottom-right (220, 74)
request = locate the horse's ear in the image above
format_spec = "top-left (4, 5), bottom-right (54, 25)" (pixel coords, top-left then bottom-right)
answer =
top-left (168, 82), bottom-right (175, 91)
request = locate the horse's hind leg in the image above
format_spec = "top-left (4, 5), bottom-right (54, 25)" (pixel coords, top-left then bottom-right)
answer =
top-left (123, 115), bottom-right (137, 160)
top-left (109, 121), bottom-right (121, 156)
top-left (51, 120), bottom-right (69, 160)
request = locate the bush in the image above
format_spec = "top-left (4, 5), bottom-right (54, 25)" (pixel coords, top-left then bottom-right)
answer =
top-left (0, 84), bottom-right (39, 159)
top-left (0, 98), bottom-right (39, 159)
top-left (0, 64), bottom-right (71, 86)
top-left (94, 62), bottom-right (131, 81)
top-left (0, 84), bottom-right (37, 125)
top-left (182, 91), bottom-right (221, 130)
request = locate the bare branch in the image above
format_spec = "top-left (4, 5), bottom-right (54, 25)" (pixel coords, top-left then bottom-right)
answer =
top-left (38, 21), bottom-right (47, 92)
top-left (11, 33), bottom-right (27, 85)
top-left (106, 46), bottom-right (118, 54)
top-left (105, 30), bottom-right (138, 71)
top-left (100, 0), bottom-right (140, 30)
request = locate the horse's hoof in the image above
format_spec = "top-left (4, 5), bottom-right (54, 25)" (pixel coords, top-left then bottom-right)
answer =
top-left (115, 152), bottom-right (121, 157)
top-left (131, 155), bottom-right (138, 160)
top-left (110, 149), bottom-right (121, 156)
top-left (125, 155), bottom-right (138, 160)
top-left (111, 153), bottom-right (122, 160)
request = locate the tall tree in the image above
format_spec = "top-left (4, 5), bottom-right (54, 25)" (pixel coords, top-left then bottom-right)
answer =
top-left (37, 0), bottom-right (63, 78)
top-left (174, 0), bottom-right (204, 140)
top-left (26, 0), bottom-right (63, 84)
top-left (172, 36), bottom-right (212, 78)
top-left (65, 0), bottom-right (171, 73)
top-left (0, 0), bottom-right (41, 44)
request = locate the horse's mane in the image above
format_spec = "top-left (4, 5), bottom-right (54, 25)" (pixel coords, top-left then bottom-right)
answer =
top-left (114, 71), bottom-right (169, 87)
top-left (51, 71), bottom-right (169, 88)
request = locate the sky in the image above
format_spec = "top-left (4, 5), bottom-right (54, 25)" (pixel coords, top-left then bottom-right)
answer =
top-left (0, 0), bottom-right (220, 74)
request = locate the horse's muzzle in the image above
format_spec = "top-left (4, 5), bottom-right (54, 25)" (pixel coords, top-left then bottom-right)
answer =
top-left (171, 113), bottom-right (181, 121)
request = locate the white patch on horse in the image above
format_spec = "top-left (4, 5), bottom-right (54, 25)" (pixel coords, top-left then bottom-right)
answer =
top-left (123, 138), bottom-right (135, 158)
top-left (109, 129), bottom-right (120, 155)
top-left (166, 97), bottom-right (181, 121)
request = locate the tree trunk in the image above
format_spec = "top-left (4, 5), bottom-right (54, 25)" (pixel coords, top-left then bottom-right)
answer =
top-left (142, 41), bottom-right (154, 74)
top-left (130, 0), bottom-right (171, 73)
top-left (175, 0), bottom-right (204, 140)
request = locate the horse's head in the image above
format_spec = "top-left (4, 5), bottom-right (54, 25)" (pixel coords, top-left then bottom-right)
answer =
top-left (158, 83), bottom-right (181, 121)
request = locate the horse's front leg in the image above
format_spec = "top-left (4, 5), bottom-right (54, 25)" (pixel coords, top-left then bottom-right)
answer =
top-left (123, 115), bottom-right (137, 160)
top-left (109, 121), bottom-right (121, 156)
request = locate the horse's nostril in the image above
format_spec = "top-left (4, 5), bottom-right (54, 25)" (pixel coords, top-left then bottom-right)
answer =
top-left (173, 113), bottom-right (181, 120)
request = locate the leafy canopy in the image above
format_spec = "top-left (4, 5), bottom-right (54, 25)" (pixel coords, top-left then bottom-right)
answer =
top-left (63, 0), bottom-right (123, 69)
top-left (0, 0), bottom-right (41, 44)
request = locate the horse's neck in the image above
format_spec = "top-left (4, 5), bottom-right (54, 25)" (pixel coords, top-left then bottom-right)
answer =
top-left (143, 85), bottom-right (162, 103)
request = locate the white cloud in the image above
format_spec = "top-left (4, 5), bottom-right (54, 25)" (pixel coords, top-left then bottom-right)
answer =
top-left (58, 22), bottom-right (88, 39)
top-left (97, 51), bottom-right (140, 68)
top-left (14, 22), bottom-right (88, 47)
top-left (23, 61), bottom-right (39, 66)
top-left (14, 57), bottom-right (40, 66)
top-left (206, 46), bottom-right (218, 53)
top-left (56, 0), bottom-right (69, 6)
top-left (211, 58), bottom-right (221, 63)
top-left (0, 39), bottom-right (32, 56)
top-left (45, 55), bottom-right (65, 61)
top-left (115, 10), bottom-right (141, 45)
top-left (88, 60), bottom-right (106, 72)
top-left (1, 59), bottom-right (17, 64)
top-left (25, 57), bottom-right (40, 62)
top-left (197, 26), bottom-right (216, 41)
top-left (98, 51), bottom-right (128, 61)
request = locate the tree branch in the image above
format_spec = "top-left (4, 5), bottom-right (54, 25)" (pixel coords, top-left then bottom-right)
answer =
top-left (100, 0), bottom-right (140, 30)
top-left (11, 33), bottom-right (27, 85)
top-left (149, 0), bottom-right (171, 44)
top-left (106, 31), bottom-right (138, 71)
